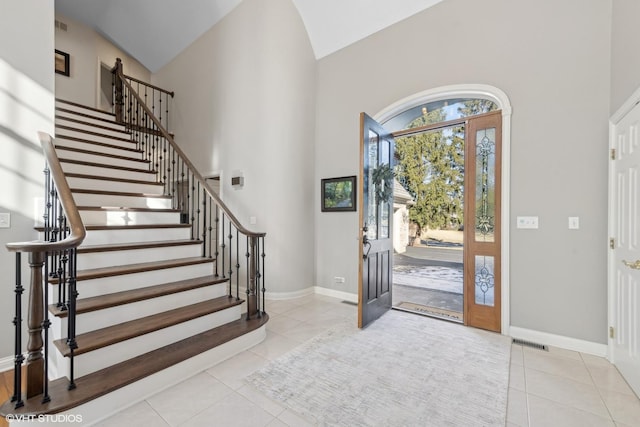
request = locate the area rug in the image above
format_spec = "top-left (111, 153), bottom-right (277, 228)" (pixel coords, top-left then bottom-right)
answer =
top-left (246, 310), bottom-right (510, 426)
top-left (395, 301), bottom-right (464, 322)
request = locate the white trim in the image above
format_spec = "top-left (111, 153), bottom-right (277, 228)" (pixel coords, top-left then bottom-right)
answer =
top-left (0, 354), bottom-right (16, 373)
top-left (374, 84), bottom-right (512, 335)
top-left (510, 326), bottom-right (608, 357)
top-left (264, 287), bottom-right (314, 301)
top-left (610, 85), bottom-right (640, 124)
top-left (313, 286), bottom-right (358, 303)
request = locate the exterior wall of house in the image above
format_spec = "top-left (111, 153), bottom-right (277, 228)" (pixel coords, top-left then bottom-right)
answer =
top-left (152, 0), bottom-right (316, 295)
top-left (393, 204), bottom-right (409, 254)
top-left (0, 0), bottom-right (55, 361)
top-left (610, 0), bottom-right (640, 114)
top-left (55, 13), bottom-right (151, 108)
top-left (314, 0), bottom-right (612, 344)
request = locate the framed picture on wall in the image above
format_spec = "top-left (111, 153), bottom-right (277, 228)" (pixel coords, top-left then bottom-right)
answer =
top-left (321, 176), bottom-right (357, 212)
top-left (55, 49), bottom-right (70, 76)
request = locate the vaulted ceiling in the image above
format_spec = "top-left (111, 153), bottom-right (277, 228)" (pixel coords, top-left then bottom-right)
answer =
top-left (55, 0), bottom-right (444, 72)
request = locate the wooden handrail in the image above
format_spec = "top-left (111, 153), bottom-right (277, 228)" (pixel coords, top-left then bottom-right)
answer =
top-left (115, 67), bottom-right (265, 239)
top-left (6, 132), bottom-right (86, 253)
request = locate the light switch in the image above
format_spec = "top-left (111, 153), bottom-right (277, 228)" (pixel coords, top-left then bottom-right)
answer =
top-left (568, 217), bottom-right (579, 229)
top-left (516, 216), bottom-right (538, 229)
top-left (0, 212), bottom-right (10, 228)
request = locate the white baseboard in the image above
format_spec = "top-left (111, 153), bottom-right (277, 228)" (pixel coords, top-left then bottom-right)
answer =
top-left (264, 287), bottom-right (314, 300)
top-left (313, 286), bottom-right (357, 303)
top-left (510, 326), bottom-right (607, 357)
top-left (0, 354), bottom-right (15, 373)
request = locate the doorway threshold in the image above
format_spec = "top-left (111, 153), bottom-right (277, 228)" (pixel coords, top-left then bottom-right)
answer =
top-left (393, 302), bottom-right (463, 323)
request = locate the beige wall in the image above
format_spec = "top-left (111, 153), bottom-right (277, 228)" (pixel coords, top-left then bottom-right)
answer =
top-left (0, 1), bottom-right (55, 360)
top-left (55, 13), bottom-right (150, 108)
top-left (610, 0), bottom-right (640, 113)
top-left (315, 0), bottom-right (612, 343)
top-left (153, 0), bottom-right (317, 294)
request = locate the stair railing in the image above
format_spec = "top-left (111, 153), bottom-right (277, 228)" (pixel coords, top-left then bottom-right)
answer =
top-left (5, 132), bottom-right (86, 408)
top-left (112, 59), bottom-right (266, 319)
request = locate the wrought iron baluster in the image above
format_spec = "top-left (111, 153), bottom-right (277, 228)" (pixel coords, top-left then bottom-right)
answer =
top-left (66, 249), bottom-right (78, 390)
top-left (12, 253), bottom-right (24, 409)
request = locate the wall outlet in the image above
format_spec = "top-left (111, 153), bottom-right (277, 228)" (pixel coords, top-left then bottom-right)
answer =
top-left (568, 216), bottom-right (579, 229)
top-left (334, 276), bottom-right (345, 284)
top-left (0, 212), bottom-right (10, 228)
top-left (516, 216), bottom-right (538, 229)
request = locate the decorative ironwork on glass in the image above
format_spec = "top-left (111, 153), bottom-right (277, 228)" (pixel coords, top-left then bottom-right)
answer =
top-left (366, 130), bottom-right (379, 240)
top-left (475, 255), bottom-right (495, 306)
top-left (475, 128), bottom-right (496, 242)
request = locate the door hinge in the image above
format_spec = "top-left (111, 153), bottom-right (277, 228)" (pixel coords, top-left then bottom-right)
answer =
top-left (611, 148), bottom-right (616, 160)
top-left (609, 326), bottom-right (615, 339)
top-left (610, 238), bottom-right (615, 249)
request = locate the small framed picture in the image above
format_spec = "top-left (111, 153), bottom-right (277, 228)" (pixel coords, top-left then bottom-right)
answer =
top-left (321, 176), bottom-right (357, 212)
top-left (55, 49), bottom-right (70, 76)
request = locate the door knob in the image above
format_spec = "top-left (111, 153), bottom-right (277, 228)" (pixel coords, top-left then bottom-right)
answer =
top-left (622, 260), bottom-right (640, 269)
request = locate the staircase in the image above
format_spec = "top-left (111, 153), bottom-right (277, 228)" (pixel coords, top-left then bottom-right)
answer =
top-left (1, 75), bottom-right (268, 424)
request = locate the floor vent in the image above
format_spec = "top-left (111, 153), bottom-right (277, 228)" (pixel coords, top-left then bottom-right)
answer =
top-left (512, 338), bottom-right (548, 351)
top-left (341, 300), bottom-right (358, 306)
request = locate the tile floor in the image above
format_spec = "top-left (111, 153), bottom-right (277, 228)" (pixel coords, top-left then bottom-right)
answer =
top-left (95, 294), bottom-right (640, 427)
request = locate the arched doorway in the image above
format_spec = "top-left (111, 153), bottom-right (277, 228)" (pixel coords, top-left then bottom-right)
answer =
top-left (375, 85), bottom-right (511, 333)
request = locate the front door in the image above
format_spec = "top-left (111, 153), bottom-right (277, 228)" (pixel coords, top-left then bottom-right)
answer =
top-left (464, 112), bottom-right (502, 332)
top-left (359, 113), bottom-right (395, 328)
top-left (609, 101), bottom-right (640, 396)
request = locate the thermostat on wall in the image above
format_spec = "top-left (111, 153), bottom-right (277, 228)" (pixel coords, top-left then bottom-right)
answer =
top-left (231, 176), bottom-right (244, 187)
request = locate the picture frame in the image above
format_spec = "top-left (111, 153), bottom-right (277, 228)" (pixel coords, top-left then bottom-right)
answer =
top-left (321, 176), bottom-right (357, 212)
top-left (55, 49), bottom-right (70, 76)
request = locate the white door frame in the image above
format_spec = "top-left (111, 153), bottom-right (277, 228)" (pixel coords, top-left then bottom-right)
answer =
top-left (608, 87), bottom-right (640, 363)
top-left (374, 84), bottom-right (512, 335)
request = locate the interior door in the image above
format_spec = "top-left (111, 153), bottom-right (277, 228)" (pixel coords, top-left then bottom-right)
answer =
top-left (610, 102), bottom-right (640, 396)
top-left (358, 113), bottom-right (395, 328)
top-left (464, 111), bottom-right (502, 332)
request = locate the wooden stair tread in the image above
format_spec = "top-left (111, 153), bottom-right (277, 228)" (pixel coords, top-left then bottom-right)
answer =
top-left (0, 315), bottom-right (268, 417)
top-left (56, 125), bottom-right (133, 143)
top-left (78, 239), bottom-right (202, 253)
top-left (50, 276), bottom-right (229, 317)
top-left (59, 158), bottom-right (157, 174)
top-left (56, 107), bottom-right (120, 126)
top-left (55, 133), bottom-right (137, 148)
top-left (67, 173), bottom-right (162, 186)
top-left (55, 98), bottom-right (116, 116)
top-left (56, 116), bottom-right (130, 136)
top-left (55, 138), bottom-right (140, 154)
top-left (35, 223), bottom-right (191, 233)
top-left (57, 256), bottom-right (213, 282)
top-left (55, 145), bottom-right (149, 164)
top-left (70, 188), bottom-right (169, 198)
top-left (54, 296), bottom-right (243, 356)
top-left (77, 205), bottom-right (177, 212)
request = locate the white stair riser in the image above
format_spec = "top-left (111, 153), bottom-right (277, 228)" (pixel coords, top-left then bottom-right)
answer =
top-left (63, 305), bottom-right (241, 378)
top-left (78, 244), bottom-right (203, 269)
top-left (57, 149), bottom-right (149, 170)
top-left (72, 192), bottom-right (172, 209)
top-left (55, 113), bottom-right (126, 132)
top-left (61, 162), bottom-right (157, 182)
top-left (80, 209), bottom-right (180, 226)
top-left (56, 116), bottom-right (131, 138)
top-left (69, 176), bottom-right (163, 195)
top-left (73, 262), bottom-right (213, 298)
top-left (74, 226), bottom-right (191, 246)
top-left (55, 130), bottom-right (133, 148)
top-left (52, 284), bottom-right (229, 337)
top-left (56, 139), bottom-right (142, 159)
top-left (55, 103), bottom-right (115, 121)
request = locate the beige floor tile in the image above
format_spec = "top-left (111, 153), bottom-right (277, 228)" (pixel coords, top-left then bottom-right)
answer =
top-left (599, 387), bottom-right (640, 426)
top-left (588, 363), bottom-right (636, 396)
top-left (266, 418), bottom-right (289, 427)
top-left (206, 350), bottom-right (269, 390)
top-left (248, 330), bottom-right (301, 360)
top-left (94, 401), bottom-right (170, 427)
top-left (277, 409), bottom-right (317, 426)
top-left (543, 346), bottom-right (583, 361)
top-left (509, 363), bottom-right (526, 392)
top-left (180, 392), bottom-right (273, 427)
top-left (278, 321), bottom-right (328, 344)
top-left (236, 384), bottom-right (286, 417)
top-left (525, 368), bottom-right (610, 418)
top-left (266, 314), bottom-right (303, 335)
top-left (523, 349), bottom-right (592, 385)
top-left (581, 353), bottom-right (614, 369)
top-left (511, 344), bottom-right (524, 366)
top-left (506, 388), bottom-right (528, 426)
top-left (527, 394), bottom-right (615, 427)
top-left (146, 372), bottom-right (233, 426)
